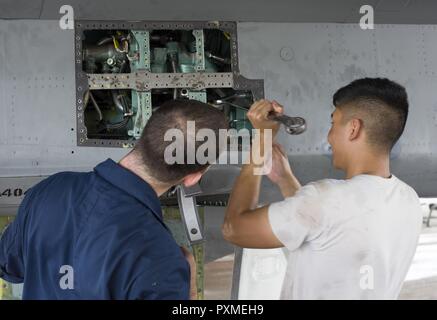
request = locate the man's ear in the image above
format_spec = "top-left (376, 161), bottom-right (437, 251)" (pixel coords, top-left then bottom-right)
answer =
top-left (349, 118), bottom-right (362, 141)
top-left (182, 171), bottom-right (204, 187)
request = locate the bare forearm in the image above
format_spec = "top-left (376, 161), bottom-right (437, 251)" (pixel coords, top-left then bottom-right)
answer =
top-left (277, 174), bottom-right (301, 198)
top-left (225, 130), bottom-right (268, 224)
top-left (225, 163), bottom-right (262, 224)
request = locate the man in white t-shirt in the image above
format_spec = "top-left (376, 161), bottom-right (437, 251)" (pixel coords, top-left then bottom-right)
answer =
top-left (222, 78), bottom-right (423, 299)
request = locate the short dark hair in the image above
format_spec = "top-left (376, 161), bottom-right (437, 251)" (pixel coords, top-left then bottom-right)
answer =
top-left (134, 99), bottom-right (229, 183)
top-left (333, 78), bottom-right (409, 151)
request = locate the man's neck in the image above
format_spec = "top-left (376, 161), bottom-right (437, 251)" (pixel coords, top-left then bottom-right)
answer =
top-left (345, 152), bottom-right (391, 180)
top-left (118, 153), bottom-right (171, 197)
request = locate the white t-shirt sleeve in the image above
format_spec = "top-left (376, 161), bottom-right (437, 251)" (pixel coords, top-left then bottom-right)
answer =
top-left (268, 183), bottom-right (324, 251)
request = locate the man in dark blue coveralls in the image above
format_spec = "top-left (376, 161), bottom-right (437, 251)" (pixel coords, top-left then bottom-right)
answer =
top-left (0, 99), bottom-right (228, 299)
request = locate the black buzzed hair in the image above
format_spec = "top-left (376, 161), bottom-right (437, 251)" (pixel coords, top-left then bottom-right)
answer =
top-left (333, 78), bottom-right (409, 152)
top-left (134, 99), bottom-right (229, 183)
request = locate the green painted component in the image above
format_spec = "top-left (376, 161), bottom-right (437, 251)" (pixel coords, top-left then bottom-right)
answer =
top-left (151, 47), bottom-right (168, 73)
top-left (168, 41), bottom-right (195, 73)
top-left (106, 106), bottom-right (126, 124)
top-left (204, 59), bottom-right (218, 72)
top-left (129, 91), bottom-right (152, 139)
top-left (150, 30), bottom-right (216, 74)
top-left (0, 279), bottom-right (16, 300)
top-left (162, 206), bottom-right (205, 300)
top-left (0, 216), bottom-right (14, 236)
top-left (188, 90), bottom-right (207, 102)
top-left (191, 242), bottom-right (205, 300)
top-left (229, 108), bottom-right (252, 131)
top-left (166, 41), bottom-right (179, 54)
top-left (128, 31), bottom-right (153, 138)
top-left (130, 31), bottom-right (150, 71)
top-left (193, 30), bottom-right (205, 72)
top-left (235, 108), bottom-right (252, 131)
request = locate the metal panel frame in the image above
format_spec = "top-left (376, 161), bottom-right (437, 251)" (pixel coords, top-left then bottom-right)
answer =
top-left (74, 20), bottom-right (264, 148)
